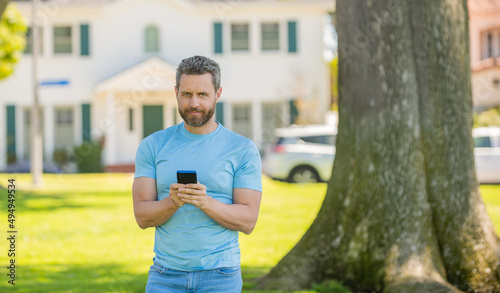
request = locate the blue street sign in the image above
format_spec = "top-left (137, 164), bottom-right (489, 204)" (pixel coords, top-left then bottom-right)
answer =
top-left (40, 80), bottom-right (70, 86)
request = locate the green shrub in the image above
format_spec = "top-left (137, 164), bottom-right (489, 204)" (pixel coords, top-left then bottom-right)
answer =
top-left (474, 106), bottom-right (500, 127)
top-left (73, 140), bottom-right (103, 173)
top-left (52, 148), bottom-right (70, 166)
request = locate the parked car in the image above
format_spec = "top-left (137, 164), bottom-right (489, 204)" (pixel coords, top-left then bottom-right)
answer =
top-left (263, 125), bottom-right (500, 184)
top-left (473, 127), bottom-right (500, 184)
top-left (262, 125), bottom-right (337, 183)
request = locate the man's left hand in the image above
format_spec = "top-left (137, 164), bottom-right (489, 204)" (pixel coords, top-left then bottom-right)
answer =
top-left (177, 183), bottom-right (210, 209)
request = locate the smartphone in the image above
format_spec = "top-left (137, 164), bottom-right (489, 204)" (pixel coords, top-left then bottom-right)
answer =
top-left (177, 170), bottom-right (197, 184)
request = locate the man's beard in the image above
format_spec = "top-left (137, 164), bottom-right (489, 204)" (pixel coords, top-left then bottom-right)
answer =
top-left (180, 104), bottom-right (215, 128)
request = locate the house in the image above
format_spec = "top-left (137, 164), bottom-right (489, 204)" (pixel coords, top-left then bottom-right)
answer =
top-left (0, 0), bottom-right (333, 172)
top-left (469, 0), bottom-right (500, 110)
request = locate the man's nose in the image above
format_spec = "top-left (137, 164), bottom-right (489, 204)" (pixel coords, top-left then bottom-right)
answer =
top-left (190, 96), bottom-right (200, 107)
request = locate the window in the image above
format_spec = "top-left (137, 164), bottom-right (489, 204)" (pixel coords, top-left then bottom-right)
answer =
top-left (262, 103), bottom-right (284, 145)
top-left (232, 104), bottom-right (252, 138)
top-left (231, 23), bottom-right (249, 51)
top-left (481, 29), bottom-right (500, 59)
top-left (129, 108), bottom-right (134, 131)
top-left (24, 27), bottom-right (43, 54)
top-left (301, 135), bottom-right (336, 145)
top-left (53, 26), bottom-right (72, 54)
top-left (54, 108), bottom-right (74, 149)
top-left (56, 109), bottom-right (73, 126)
top-left (261, 23), bottom-right (279, 51)
top-left (145, 25), bottom-right (160, 53)
top-left (474, 136), bottom-right (492, 148)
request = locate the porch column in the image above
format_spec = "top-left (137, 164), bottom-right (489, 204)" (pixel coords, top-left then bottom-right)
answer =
top-left (252, 100), bottom-right (262, 146)
top-left (104, 91), bottom-right (116, 166)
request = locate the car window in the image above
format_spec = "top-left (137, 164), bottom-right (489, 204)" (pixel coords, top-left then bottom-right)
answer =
top-left (299, 135), bottom-right (336, 145)
top-left (277, 137), bottom-right (299, 145)
top-left (474, 136), bottom-right (492, 148)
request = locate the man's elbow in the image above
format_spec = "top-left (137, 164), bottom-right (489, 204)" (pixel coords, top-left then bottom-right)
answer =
top-left (137, 222), bottom-right (149, 230)
top-left (135, 215), bottom-right (153, 230)
top-left (241, 221), bottom-right (257, 235)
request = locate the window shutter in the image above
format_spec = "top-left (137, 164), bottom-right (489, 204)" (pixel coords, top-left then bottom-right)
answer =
top-left (214, 22), bottom-right (223, 54)
top-left (80, 24), bottom-right (90, 56)
top-left (216, 102), bottom-right (224, 125)
top-left (82, 104), bottom-right (91, 141)
top-left (289, 99), bottom-right (298, 125)
top-left (6, 105), bottom-right (16, 163)
top-left (287, 21), bottom-right (297, 53)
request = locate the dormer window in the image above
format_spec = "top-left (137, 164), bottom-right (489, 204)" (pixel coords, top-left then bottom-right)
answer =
top-left (145, 25), bottom-right (160, 53)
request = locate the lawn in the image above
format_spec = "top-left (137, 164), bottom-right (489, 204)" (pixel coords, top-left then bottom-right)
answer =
top-left (0, 173), bottom-right (498, 293)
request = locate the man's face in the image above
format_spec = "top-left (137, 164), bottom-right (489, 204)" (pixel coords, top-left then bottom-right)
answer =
top-left (175, 73), bottom-right (221, 128)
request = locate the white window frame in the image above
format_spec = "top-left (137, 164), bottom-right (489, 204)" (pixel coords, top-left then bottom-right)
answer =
top-left (481, 29), bottom-right (500, 60)
top-left (232, 103), bottom-right (253, 139)
top-left (145, 24), bottom-right (160, 53)
top-left (52, 24), bottom-right (74, 55)
top-left (261, 22), bottom-right (280, 51)
top-left (231, 22), bottom-right (250, 52)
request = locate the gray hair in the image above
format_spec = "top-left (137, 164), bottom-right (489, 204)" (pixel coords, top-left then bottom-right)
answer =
top-left (175, 55), bottom-right (221, 91)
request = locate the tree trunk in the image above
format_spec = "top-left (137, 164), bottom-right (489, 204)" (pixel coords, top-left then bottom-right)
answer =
top-left (258, 1), bottom-right (500, 292)
top-left (0, 0), bottom-right (9, 18)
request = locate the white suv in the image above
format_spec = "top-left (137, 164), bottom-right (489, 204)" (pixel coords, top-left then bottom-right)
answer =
top-left (263, 125), bottom-right (500, 184)
top-left (473, 127), bottom-right (500, 184)
top-left (262, 125), bottom-right (337, 183)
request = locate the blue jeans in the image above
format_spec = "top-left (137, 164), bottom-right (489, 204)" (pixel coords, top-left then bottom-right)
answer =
top-left (145, 262), bottom-right (243, 293)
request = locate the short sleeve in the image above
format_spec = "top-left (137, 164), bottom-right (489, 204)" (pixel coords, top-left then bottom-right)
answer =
top-left (233, 141), bottom-right (262, 192)
top-left (134, 136), bottom-right (156, 179)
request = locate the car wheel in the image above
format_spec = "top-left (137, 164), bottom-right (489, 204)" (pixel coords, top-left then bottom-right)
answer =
top-left (288, 166), bottom-right (320, 183)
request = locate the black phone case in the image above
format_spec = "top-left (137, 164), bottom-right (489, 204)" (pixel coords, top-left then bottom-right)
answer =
top-left (177, 171), bottom-right (197, 184)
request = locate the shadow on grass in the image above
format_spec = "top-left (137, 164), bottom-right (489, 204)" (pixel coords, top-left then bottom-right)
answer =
top-left (1, 263), bottom-right (148, 293)
top-left (0, 264), bottom-right (294, 293)
top-left (0, 190), bottom-right (118, 213)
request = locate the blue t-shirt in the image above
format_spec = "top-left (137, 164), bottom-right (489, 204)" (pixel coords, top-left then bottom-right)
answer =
top-left (134, 122), bottom-right (262, 271)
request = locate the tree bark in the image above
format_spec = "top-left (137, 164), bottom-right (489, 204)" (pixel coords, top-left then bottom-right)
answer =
top-left (0, 0), bottom-right (9, 18)
top-left (258, 1), bottom-right (500, 292)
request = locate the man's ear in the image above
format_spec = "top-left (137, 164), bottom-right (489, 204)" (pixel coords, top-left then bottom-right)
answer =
top-left (216, 87), bottom-right (222, 103)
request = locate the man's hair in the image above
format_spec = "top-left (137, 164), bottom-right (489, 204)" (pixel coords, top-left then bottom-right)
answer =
top-left (175, 55), bottom-right (221, 91)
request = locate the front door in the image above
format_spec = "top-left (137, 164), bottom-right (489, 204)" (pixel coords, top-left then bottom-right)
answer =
top-left (143, 105), bottom-right (164, 138)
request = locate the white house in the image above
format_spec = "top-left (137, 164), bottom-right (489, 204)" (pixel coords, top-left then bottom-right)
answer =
top-left (0, 0), bottom-right (333, 171)
top-left (469, 0), bottom-right (500, 110)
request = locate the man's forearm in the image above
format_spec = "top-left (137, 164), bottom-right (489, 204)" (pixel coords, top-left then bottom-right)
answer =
top-left (134, 196), bottom-right (178, 229)
top-left (201, 197), bottom-right (259, 235)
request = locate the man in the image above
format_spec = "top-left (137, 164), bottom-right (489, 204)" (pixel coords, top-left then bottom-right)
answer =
top-left (132, 55), bottom-right (262, 293)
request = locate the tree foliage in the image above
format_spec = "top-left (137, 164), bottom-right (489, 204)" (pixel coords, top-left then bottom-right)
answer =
top-left (0, 2), bottom-right (27, 80)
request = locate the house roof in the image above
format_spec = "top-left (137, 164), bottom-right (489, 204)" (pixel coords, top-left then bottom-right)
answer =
top-left (468, 0), bottom-right (500, 14)
top-left (95, 57), bottom-right (177, 94)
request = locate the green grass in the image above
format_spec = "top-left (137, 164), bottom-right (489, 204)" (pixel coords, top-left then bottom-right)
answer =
top-left (0, 174), bottom-right (498, 293)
